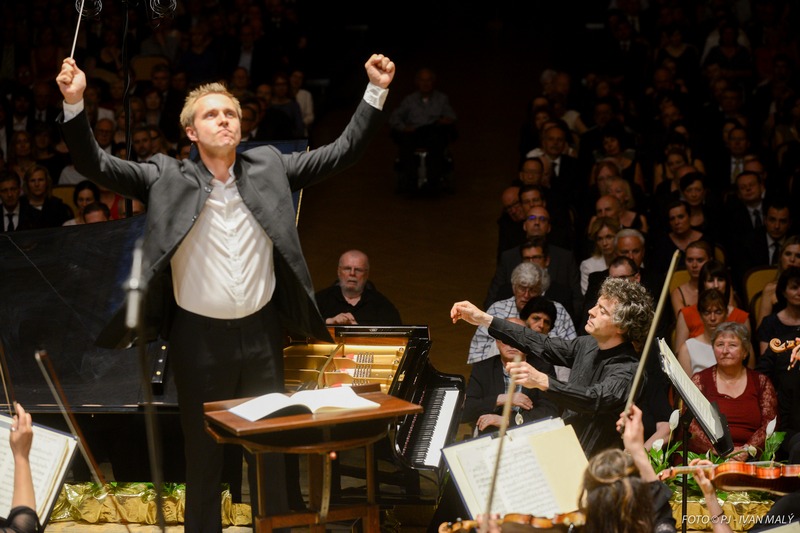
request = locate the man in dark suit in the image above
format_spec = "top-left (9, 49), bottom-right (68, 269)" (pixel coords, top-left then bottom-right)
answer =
top-left (57, 53), bottom-right (395, 532)
top-left (737, 198), bottom-right (794, 280)
top-left (485, 207), bottom-right (580, 312)
top-left (0, 171), bottom-right (41, 232)
top-left (722, 170), bottom-right (765, 252)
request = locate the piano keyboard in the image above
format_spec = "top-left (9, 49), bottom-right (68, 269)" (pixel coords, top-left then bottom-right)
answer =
top-left (406, 387), bottom-right (460, 469)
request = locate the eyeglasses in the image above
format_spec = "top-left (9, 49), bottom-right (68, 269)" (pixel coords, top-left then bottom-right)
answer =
top-left (339, 266), bottom-right (368, 274)
top-left (503, 201), bottom-right (520, 212)
top-left (526, 215), bottom-right (550, 223)
top-left (522, 254), bottom-right (545, 262)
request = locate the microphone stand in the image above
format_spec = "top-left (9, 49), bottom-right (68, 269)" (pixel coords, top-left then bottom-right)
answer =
top-left (125, 238), bottom-right (166, 531)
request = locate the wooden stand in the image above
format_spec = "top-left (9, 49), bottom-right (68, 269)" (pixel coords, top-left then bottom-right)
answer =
top-left (204, 390), bottom-right (422, 532)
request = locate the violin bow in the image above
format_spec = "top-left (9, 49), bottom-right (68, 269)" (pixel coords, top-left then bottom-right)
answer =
top-left (35, 350), bottom-right (135, 533)
top-left (623, 249), bottom-right (680, 421)
top-left (481, 354), bottom-right (521, 533)
top-left (0, 341), bottom-right (16, 418)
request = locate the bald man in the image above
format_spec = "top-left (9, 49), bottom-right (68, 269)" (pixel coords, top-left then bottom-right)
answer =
top-left (315, 250), bottom-right (402, 325)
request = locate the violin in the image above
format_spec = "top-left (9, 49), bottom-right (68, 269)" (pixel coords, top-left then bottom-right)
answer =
top-left (438, 511), bottom-right (585, 532)
top-left (659, 461), bottom-right (800, 496)
top-left (768, 338), bottom-right (799, 370)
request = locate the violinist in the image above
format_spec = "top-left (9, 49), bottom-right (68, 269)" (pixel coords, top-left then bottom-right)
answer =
top-left (2, 403), bottom-right (41, 533)
top-left (758, 266), bottom-right (800, 462)
top-left (468, 405), bottom-right (677, 533)
top-left (452, 277), bottom-right (654, 457)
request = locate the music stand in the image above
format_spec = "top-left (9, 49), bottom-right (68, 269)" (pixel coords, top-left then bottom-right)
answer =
top-left (204, 388), bottom-right (422, 533)
top-left (657, 338), bottom-right (734, 533)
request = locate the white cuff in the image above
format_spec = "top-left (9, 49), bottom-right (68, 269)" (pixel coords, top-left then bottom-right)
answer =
top-left (363, 83), bottom-right (388, 110)
top-left (63, 100), bottom-right (85, 122)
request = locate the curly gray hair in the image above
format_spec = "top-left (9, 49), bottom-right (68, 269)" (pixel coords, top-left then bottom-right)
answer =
top-left (598, 277), bottom-right (654, 346)
top-left (511, 262), bottom-right (550, 293)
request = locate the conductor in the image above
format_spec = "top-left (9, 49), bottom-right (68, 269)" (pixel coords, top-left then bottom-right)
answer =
top-left (56, 54), bottom-right (395, 532)
top-left (451, 277), bottom-right (653, 456)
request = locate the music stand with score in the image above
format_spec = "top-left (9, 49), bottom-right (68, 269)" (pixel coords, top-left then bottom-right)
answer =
top-left (204, 386), bottom-right (422, 533)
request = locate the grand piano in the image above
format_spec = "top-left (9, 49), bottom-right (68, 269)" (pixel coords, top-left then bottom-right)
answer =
top-left (0, 215), bottom-right (465, 501)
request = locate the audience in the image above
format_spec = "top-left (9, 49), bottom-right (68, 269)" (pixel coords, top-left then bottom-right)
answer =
top-left (688, 322), bottom-right (776, 462)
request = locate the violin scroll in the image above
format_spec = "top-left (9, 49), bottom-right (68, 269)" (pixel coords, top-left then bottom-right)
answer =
top-left (769, 338), bottom-right (798, 353)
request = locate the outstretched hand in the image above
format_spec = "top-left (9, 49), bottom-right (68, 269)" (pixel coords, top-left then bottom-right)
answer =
top-left (450, 301), bottom-right (492, 327)
top-left (365, 54), bottom-right (395, 89)
top-left (56, 58), bottom-right (86, 105)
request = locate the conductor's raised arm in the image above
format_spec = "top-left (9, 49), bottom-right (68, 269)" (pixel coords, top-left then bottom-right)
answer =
top-left (365, 54), bottom-right (396, 89)
top-left (56, 58), bottom-right (86, 105)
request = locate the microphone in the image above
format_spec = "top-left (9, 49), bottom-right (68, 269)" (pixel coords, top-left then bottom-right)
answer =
top-left (75, 0), bottom-right (103, 18)
top-left (125, 238), bottom-right (145, 330)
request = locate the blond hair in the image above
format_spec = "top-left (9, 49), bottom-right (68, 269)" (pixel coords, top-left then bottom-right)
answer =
top-left (179, 82), bottom-right (242, 129)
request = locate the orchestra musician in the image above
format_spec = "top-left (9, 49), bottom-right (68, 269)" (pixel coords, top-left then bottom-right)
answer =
top-left (56, 54), bottom-right (395, 532)
top-left (451, 277), bottom-right (654, 457)
top-left (466, 405), bottom-right (677, 533)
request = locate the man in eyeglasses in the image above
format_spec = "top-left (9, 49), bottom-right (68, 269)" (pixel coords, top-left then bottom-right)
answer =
top-left (315, 249), bottom-right (402, 326)
top-left (485, 204), bottom-right (580, 310)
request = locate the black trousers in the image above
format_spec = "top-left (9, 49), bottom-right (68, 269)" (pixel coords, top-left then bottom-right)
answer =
top-left (170, 303), bottom-right (288, 533)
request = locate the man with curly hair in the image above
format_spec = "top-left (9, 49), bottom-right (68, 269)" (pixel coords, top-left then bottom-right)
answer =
top-left (451, 277), bottom-right (654, 456)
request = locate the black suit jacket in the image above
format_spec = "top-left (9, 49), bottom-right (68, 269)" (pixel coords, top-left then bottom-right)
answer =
top-left (60, 98), bottom-right (384, 349)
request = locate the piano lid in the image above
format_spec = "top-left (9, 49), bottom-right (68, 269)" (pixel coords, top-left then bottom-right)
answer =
top-left (0, 215), bottom-right (179, 412)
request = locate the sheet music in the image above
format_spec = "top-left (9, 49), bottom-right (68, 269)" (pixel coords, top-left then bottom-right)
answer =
top-left (448, 417), bottom-right (565, 517)
top-left (483, 433), bottom-right (560, 516)
top-left (658, 338), bottom-right (721, 439)
top-left (0, 415), bottom-right (77, 520)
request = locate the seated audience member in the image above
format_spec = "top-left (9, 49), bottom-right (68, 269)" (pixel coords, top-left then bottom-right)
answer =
top-left (652, 200), bottom-right (705, 278)
top-left (496, 185), bottom-right (526, 259)
top-left (2, 402), bottom-right (42, 533)
top-left (82, 202), bottom-right (111, 223)
top-left (514, 156), bottom-right (546, 187)
top-left (759, 267), bottom-right (800, 463)
top-left (592, 124), bottom-right (645, 192)
top-left (462, 317), bottom-right (559, 436)
top-left (388, 67), bottom-right (456, 191)
top-left (20, 165), bottom-right (72, 227)
top-left (582, 255), bottom-right (642, 331)
top-left (486, 205), bottom-right (579, 309)
top-left (756, 235), bottom-right (800, 328)
top-left (63, 180), bottom-right (101, 226)
top-left (675, 260), bottom-right (749, 356)
top-left (1, 171), bottom-right (41, 232)
top-left (607, 175), bottom-right (648, 233)
top-left (580, 216), bottom-right (621, 294)
top-left (315, 250), bottom-right (401, 326)
top-left (491, 237), bottom-right (579, 325)
top-left (679, 172), bottom-right (721, 243)
top-left (734, 197), bottom-right (794, 282)
top-left (677, 289), bottom-right (728, 376)
top-left (469, 262), bottom-right (575, 364)
top-left (722, 170), bottom-right (766, 248)
top-left (687, 322), bottom-right (776, 462)
top-left (670, 239), bottom-right (713, 316)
